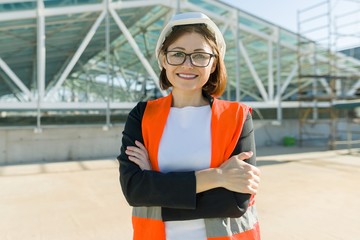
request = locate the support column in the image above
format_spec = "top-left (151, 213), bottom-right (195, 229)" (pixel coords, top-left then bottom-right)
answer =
top-left (36, 0), bottom-right (46, 132)
top-left (276, 27), bottom-right (282, 122)
top-left (176, 0), bottom-right (181, 13)
top-left (235, 10), bottom-right (240, 102)
top-left (104, 0), bottom-right (111, 130)
top-left (268, 39), bottom-right (274, 101)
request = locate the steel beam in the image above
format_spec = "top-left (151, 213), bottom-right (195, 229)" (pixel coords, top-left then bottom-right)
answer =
top-left (0, 10), bottom-right (36, 21)
top-left (110, 8), bottom-right (167, 96)
top-left (347, 80), bottom-right (360, 96)
top-left (0, 101), bottom-right (333, 110)
top-left (181, 1), bottom-right (299, 53)
top-left (46, 10), bottom-right (107, 100)
top-left (279, 64), bottom-right (298, 99)
top-left (0, 102), bottom-right (137, 110)
top-left (44, 3), bottom-right (103, 17)
top-left (0, 0), bottom-right (166, 22)
top-left (238, 39), bottom-right (269, 101)
top-left (0, 57), bottom-right (33, 101)
top-left (0, 0), bottom-right (358, 115)
top-left (111, 0), bottom-right (164, 9)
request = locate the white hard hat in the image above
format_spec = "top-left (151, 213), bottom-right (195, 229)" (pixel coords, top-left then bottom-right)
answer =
top-left (155, 12), bottom-right (226, 69)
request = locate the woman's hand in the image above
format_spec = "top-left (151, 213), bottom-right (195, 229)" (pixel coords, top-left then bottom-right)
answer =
top-left (125, 140), bottom-right (151, 170)
top-left (219, 151), bottom-right (261, 195)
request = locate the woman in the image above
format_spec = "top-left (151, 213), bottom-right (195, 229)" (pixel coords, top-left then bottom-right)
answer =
top-left (117, 12), bottom-right (261, 240)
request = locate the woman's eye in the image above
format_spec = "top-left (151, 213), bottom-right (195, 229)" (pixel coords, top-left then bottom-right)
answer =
top-left (173, 52), bottom-right (185, 57)
top-left (193, 53), bottom-right (206, 59)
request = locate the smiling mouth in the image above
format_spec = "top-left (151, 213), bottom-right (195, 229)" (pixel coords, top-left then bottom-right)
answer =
top-left (177, 73), bottom-right (198, 79)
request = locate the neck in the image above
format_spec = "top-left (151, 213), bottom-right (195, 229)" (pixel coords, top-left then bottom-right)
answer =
top-left (171, 89), bottom-right (208, 108)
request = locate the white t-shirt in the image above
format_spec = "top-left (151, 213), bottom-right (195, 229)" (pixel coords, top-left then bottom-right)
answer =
top-left (158, 105), bottom-right (212, 240)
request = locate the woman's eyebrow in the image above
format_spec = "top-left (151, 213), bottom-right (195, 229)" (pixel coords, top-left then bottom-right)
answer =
top-left (168, 47), bottom-right (208, 52)
top-left (169, 47), bottom-right (185, 51)
top-left (193, 48), bottom-right (208, 52)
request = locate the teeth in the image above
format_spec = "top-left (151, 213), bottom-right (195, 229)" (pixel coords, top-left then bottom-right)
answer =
top-left (178, 73), bottom-right (196, 78)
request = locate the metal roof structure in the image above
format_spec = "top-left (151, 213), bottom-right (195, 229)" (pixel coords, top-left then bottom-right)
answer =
top-left (0, 0), bottom-right (359, 127)
top-left (341, 46), bottom-right (360, 60)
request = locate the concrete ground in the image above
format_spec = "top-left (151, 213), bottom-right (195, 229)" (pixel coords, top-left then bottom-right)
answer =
top-left (0, 146), bottom-right (359, 240)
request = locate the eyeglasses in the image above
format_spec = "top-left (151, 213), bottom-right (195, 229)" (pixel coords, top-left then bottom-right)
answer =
top-left (164, 51), bottom-right (216, 67)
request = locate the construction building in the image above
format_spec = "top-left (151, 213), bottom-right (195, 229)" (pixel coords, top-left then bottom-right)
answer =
top-left (0, 0), bottom-right (359, 163)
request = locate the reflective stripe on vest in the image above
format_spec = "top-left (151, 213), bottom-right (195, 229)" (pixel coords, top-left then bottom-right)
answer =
top-left (205, 205), bottom-right (260, 239)
top-left (132, 207), bottom-right (165, 240)
top-left (133, 93), bottom-right (259, 240)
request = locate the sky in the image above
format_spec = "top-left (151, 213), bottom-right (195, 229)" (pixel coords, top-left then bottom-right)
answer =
top-left (222, 0), bottom-right (313, 32)
top-left (220, 0), bottom-right (360, 48)
top-left (220, 0), bottom-right (315, 32)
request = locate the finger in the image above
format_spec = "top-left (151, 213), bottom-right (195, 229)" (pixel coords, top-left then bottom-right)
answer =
top-left (127, 151), bottom-right (147, 164)
top-left (254, 167), bottom-right (261, 176)
top-left (128, 155), bottom-right (142, 165)
top-left (125, 148), bottom-right (140, 157)
top-left (253, 175), bottom-right (261, 184)
top-left (247, 170), bottom-right (261, 184)
top-left (244, 168), bottom-right (261, 185)
top-left (236, 151), bottom-right (253, 160)
top-left (247, 185), bottom-right (257, 195)
top-left (248, 180), bottom-right (259, 194)
top-left (231, 168), bottom-right (259, 184)
top-left (135, 141), bottom-right (149, 158)
top-left (135, 140), bottom-right (146, 150)
top-left (249, 165), bottom-right (261, 177)
top-left (127, 146), bottom-right (147, 159)
top-left (126, 147), bottom-right (143, 156)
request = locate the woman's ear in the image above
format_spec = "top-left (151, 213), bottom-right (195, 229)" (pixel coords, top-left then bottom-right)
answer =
top-left (210, 58), bottom-right (217, 73)
top-left (161, 53), bottom-right (167, 70)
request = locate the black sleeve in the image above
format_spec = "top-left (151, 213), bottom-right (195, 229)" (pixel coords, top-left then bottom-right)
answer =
top-left (233, 112), bottom-right (256, 213)
top-left (117, 102), bottom-right (197, 209)
top-left (162, 112), bottom-right (256, 221)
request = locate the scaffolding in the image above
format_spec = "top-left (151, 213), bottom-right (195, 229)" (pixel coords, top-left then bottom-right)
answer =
top-left (297, 0), bottom-right (360, 150)
top-left (332, 100), bottom-right (360, 153)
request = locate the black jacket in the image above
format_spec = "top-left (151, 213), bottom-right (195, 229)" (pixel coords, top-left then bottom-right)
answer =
top-left (117, 98), bottom-right (256, 221)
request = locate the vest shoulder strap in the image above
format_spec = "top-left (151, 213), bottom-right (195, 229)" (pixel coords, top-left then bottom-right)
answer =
top-left (142, 94), bottom-right (251, 169)
top-left (142, 94), bottom-right (172, 171)
top-left (210, 98), bottom-right (250, 167)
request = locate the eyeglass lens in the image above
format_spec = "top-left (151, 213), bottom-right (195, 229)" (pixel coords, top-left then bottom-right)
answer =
top-left (166, 51), bottom-right (213, 67)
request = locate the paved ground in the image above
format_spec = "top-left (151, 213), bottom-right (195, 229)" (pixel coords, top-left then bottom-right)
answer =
top-left (0, 146), bottom-right (359, 240)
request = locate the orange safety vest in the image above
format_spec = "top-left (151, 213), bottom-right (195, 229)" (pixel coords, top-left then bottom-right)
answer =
top-left (133, 93), bottom-right (260, 240)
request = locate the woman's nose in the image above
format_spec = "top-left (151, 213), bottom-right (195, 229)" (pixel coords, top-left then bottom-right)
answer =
top-left (182, 56), bottom-right (193, 68)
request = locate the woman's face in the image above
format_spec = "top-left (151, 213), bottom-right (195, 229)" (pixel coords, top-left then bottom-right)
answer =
top-left (161, 32), bottom-right (217, 95)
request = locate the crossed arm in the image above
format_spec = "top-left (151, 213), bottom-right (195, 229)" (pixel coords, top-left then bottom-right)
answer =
top-left (118, 102), bottom-right (260, 220)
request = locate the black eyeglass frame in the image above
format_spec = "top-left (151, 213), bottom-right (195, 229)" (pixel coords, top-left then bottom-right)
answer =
top-left (164, 51), bottom-right (217, 68)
